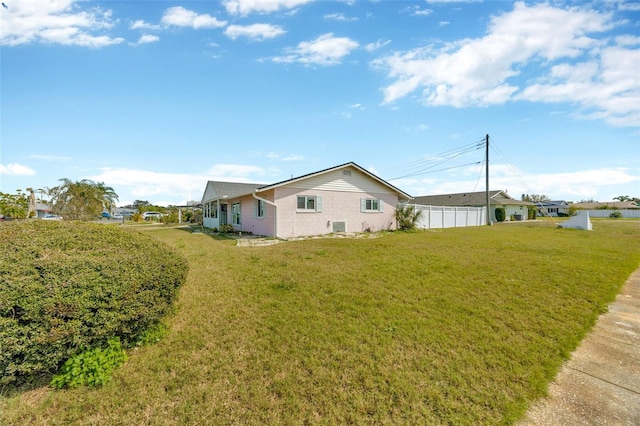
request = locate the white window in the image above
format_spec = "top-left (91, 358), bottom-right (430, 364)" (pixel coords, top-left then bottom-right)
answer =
top-left (256, 200), bottom-right (266, 218)
top-left (297, 195), bottom-right (322, 212)
top-left (232, 202), bottom-right (241, 225)
top-left (361, 198), bottom-right (384, 213)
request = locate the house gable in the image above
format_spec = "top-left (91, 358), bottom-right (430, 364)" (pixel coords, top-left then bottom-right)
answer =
top-left (270, 166), bottom-right (394, 195)
top-left (201, 181), bottom-right (264, 204)
top-left (257, 162), bottom-right (412, 201)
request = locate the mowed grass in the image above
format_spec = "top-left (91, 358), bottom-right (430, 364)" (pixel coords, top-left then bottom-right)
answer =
top-left (2, 220), bottom-right (639, 425)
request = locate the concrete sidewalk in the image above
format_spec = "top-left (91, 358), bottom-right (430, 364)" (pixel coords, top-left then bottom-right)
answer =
top-left (519, 267), bottom-right (640, 425)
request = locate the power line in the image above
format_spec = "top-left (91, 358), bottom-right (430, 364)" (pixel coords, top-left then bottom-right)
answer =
top-left (384, 138), bottom-right (485, 180)
top-left (388, 161), bottom-right (482, 181)
top-left (489, 136), bottom-right (558, 223)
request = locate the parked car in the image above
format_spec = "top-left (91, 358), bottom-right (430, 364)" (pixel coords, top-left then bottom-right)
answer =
top-left (42, 214), bottom-right (63, 220)
top-left (142, 211), bottom-right (162, 221)
top-left (101, 212), bottom-right (111, 219)
top-left (112, 214), bottom-right (124, 220)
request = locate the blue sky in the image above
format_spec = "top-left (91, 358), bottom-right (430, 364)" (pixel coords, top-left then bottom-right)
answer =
top-left (1, 0), bottom-right (639, 207)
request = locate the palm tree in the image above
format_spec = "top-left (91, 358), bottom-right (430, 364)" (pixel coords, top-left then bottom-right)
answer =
top-left (49, 179), bottom-right (119, 221)
top-left (394, 204), bottom-right (423, 231)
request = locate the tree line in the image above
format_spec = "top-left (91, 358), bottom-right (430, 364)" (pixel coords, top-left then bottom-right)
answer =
top-left (0, 179), bottom-right (118, 221)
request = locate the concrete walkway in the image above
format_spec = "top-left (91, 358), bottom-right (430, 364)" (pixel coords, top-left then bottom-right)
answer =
top-left (519, 267), bottom-right (640, 425)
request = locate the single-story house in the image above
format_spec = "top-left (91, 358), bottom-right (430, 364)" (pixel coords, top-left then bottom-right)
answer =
top-left (536, 200), bottom-right (570, 217)
top-left (201, 162), bottom-right (412, 239)
top-left (572, 201), bottom-right (638, 210)
top-left (412, 190), bottom-right (535, 222)
top-left (35, 202), bottom-right (53, 218)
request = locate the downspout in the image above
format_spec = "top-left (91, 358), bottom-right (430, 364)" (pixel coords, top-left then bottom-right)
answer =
top-left (252, 192), bottom-right (281, 239)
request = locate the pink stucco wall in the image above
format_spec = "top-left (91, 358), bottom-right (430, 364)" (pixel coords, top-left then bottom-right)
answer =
top-left (226, 189), bottom-right (398, 238)
top-left (272, 187), bottom-right (397, 238)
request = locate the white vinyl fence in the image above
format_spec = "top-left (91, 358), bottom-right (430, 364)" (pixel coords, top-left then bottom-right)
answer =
top-left (581, 209), bottom-right (640, 219)
top-left (410, 204), bottom-right (487, 229)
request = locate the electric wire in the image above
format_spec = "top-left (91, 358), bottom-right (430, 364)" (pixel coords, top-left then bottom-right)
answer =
top-left (385, 138), bottom-right (485, 181)
top-left (381, 139), bottom-right (484, 176)
top-left (489, 136), bottom-right (558, 224)
top-left (388, 161), bottom-right (482, 181)
top-left (472, 157), bottom-right (486, 193)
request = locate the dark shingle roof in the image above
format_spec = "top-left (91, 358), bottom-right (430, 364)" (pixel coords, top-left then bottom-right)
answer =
top-left (412, 190), bottom-right (535, 207)
top-left (203, 182), bottom-right (265, 201)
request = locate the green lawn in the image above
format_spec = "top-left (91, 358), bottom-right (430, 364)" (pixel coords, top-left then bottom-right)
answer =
top-left (2, 220), bottom-right (639, 425)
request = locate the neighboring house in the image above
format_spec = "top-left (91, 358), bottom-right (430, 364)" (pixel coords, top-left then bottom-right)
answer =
top-left (571, 200), bottom-right (640, 219)
top-left (35, 202), bottom-right (53, 218)
top-left (536, 200), bottom-right (570, 217)
top-left (412, 190), bottom-right (535, 222)
top-left (201, 162), bottom-right (412, 239)
top-left (572, 201), bottom-right (638, 210)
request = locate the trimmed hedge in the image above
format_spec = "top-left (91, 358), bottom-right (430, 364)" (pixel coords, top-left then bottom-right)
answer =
top-left (0, 221), bottom-right (188, 386)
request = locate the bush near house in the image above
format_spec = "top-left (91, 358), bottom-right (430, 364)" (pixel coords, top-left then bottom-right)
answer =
top-left (495, 207), bottom-right (506, 222)
top-left (0, 221), bottom-right (188, 387)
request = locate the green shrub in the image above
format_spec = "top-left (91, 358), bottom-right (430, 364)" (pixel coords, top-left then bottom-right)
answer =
top-left (50, 338), bottom-right (126, 389)
top-left (219, 224), bottom-right (234, 233)
top-left (495, 207), bottom-right (506, 222)
top-left (0, 221), bottom-right (188, 386)
top-left (394, 204), bottom-right (423, 231)
top-left (609, 211), bottom-right (622, 219)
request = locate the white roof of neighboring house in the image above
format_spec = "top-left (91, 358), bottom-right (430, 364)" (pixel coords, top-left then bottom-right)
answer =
top-left (537, 200), bottom-right (569, 208)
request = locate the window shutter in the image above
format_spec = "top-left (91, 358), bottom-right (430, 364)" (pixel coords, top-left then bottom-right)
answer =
top-left (379, 199), bottom-right (384, 212)
top-left (361, 198), bottom-right (366, 213)
top-left (316, 196), bottom-right (323, 212)
top-left (255, 200), bottom-right (258, 218)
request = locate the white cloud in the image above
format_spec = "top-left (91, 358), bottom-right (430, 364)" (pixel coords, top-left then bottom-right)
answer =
top-left (136, 34), bottom-right (159, 45)
top-left (415, 9), bottom-right (434, 17)
top-left (373, 2), bottom-right (639, 127)
top-left (365, 39), bottom-right (390, 52)
top-left (0, 163), bottom-right (36, 176)
top-left (400, 5), bottom-right (432, 16)
top-left (615, 35), bottom-right (640, 46)
top-left (204, 164), bottom-right (270, 181)
top-left (618, 1), bottom-right (640, 12)
top-left (223, 0), bottom-right (312, 16)
top-left (272, 33), bottom-right (358, 66)
top-left (224, 23), bottom-right (285, 41)
top-left (161, 7), bottom-right (227, 29)
top-left (130, 19), bottom-right (161, 30)
top-left (29, 155), bottom-right (71, 162)
top-left (90, 164), bottom-right (271, 206)
top-left (265, 153), bottom-right (304, 161)
top-left (324, 13), bottom-right (358, 22)
top-left (0, 0), bottom-right (124, 47)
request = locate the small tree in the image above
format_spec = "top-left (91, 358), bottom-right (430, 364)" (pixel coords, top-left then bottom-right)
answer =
top-left (495, 207), bottom-right (506, 222)
top-left (394, 204), bottom-right (423, 231)
top-left (0, 191), bottom-right (29, 218)
top-left (48, 179), bottom-right (119, 221)
top-left (568, 204), bottom-right (579, 216)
